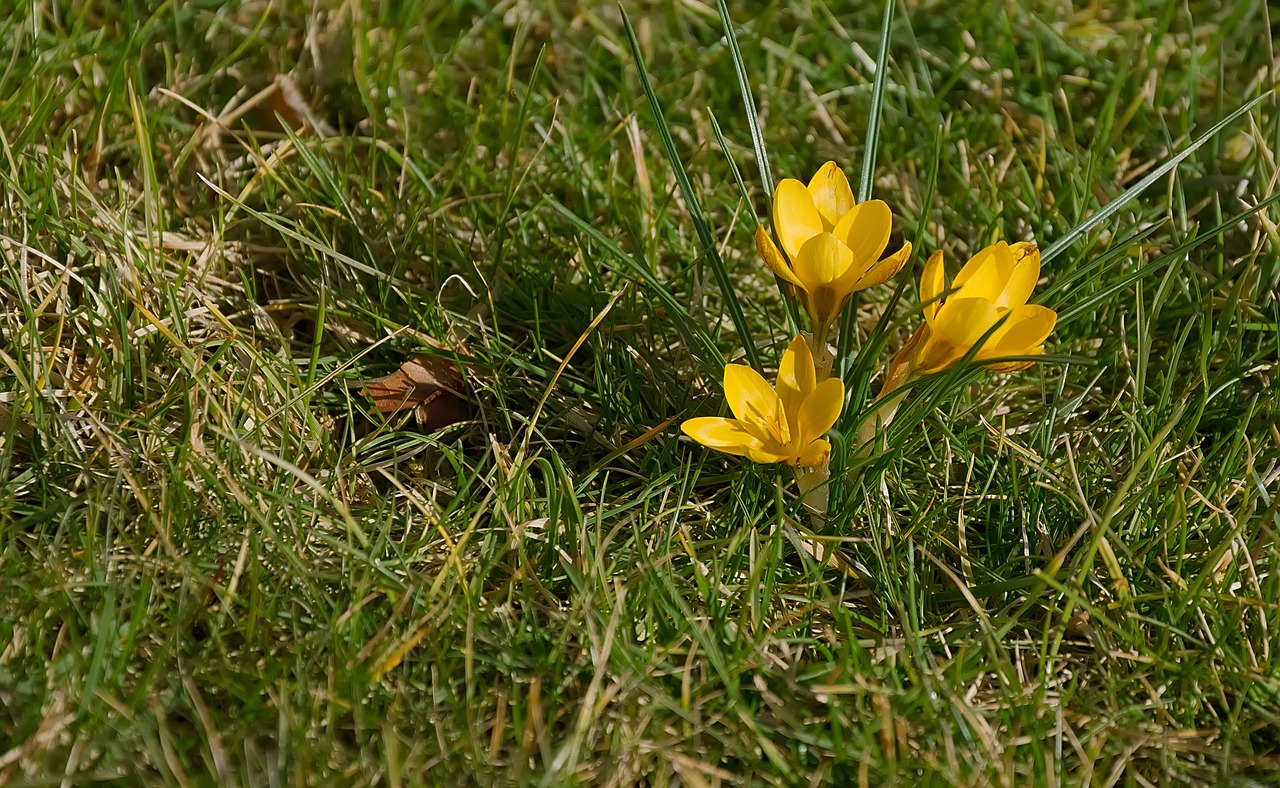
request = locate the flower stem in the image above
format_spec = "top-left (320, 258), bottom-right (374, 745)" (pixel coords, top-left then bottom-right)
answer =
top-left (811, 321), bottom-right (834, 383)
top-left (855, 397), bottom-right (900, 459)
top-left (793, 458), bottom-right (830, 517)
top-left (855, 349), bottom-right (914, 460)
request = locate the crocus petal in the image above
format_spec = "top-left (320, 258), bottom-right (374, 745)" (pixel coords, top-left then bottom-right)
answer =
top-left (852, 241), bottom-right (912, 290)
top-left (746, 445), bottom-right (793, 464)
top-left (908, 238), bottom-right (1054, 379)
top-left (913, 342), bottom-right (958, 376)
top-left (952, 242), bottom-right (1010, 303)
top-left (794, 232), bottom-right (855, 287)
top-left (755, 226), bottom-right (804, 288)
top-left (983, 346), bottom-right (1043, 372)
top-left (796, 378), bottom-right (845, 448)
top-left (920, 249), bottom-right (946, 324)
top-left (832, 199), bottom-right (892, 266)
top-left (776, 335), bottom-right (816, 433)
top-left (793, 439), bottom-right (831, 468)
top-left (934, 297), bottom-right (1002, 348)
top-left (681, 417), bottom-right (764, 457)
top-left (975, 304), bottom-right (1057, 360)
top-left (774, 178), bottom-right (824, 259)
top-left (806, 161), bottom-right (854, 229)
top-left (995, 242), bottom-right (1040, 309)
top-left (794, 233), bottom-right (855, 327)
top-left (723, 363), bottom-right (784, 444)
top-left (915, 297), bottom-right (1000, 373)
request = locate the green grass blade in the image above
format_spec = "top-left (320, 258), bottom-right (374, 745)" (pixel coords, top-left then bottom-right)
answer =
top-left (712, 1), bottom-right (803, 337)
top-left (835, 274), bottom-right (913, 434)
top-left (544, 196), bottom-right (725, 370)
top-left (708, 109), bottom-right (803, 336)
top-left (1056, 190), bottom-right (1280, 325)
top-left (837, 0), bottom-right (896, 379)
top-left (621, 6), bottom-right (761, 370)
top-left (715, 0), bottom-right (773, 197)
top-left (857, 0), bottom-right (896, 204)
top-left (707, 110), bottom-right (754, 220)
top-left (1041, 92), bottom-right (1268, 264)
top-left (1035, 223), bottom-right (1160, 304)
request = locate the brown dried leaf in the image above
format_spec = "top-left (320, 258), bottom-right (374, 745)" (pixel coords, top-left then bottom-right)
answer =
top-left (264, 74), bottom-right (335, 136)
top-left (363, 355), bottom-right (468, 430)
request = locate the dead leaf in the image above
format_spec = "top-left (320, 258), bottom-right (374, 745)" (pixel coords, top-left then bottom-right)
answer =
top-left (363, 355), bottom-right (468, 430)
top-left (263, 74), bottom-right (335, 136)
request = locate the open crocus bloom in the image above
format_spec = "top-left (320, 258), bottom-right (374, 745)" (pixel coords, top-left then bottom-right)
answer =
top-left (909, 241), bottom-right (1057, 375)
top-left (755, 161), bottom-right (912, 329)
top-left (682, 335), bottom-right (844, 467)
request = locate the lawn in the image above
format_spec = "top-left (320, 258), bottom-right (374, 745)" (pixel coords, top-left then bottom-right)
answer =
top-left (2, 0), bottom-right (1278, 784)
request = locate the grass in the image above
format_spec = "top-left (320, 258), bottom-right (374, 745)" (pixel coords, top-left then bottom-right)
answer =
top-left (1, 0), bottom-right (1278, 784)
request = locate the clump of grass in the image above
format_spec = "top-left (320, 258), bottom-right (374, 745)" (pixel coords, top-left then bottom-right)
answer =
top-left (0, 1), bottom-right (1277, 784)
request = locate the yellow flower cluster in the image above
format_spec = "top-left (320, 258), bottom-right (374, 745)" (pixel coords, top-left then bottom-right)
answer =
top-left (682, 161), bottom-right (1059, 471)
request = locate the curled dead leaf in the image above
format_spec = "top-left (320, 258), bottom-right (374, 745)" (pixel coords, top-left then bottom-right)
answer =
top-left (264, 74), bottom-right (336, 135)
top-left (363, 355), bottom-right (468, 430)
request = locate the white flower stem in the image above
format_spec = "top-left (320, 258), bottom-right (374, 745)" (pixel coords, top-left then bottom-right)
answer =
top-left (793, 458), bottom-right (830, 517)
top-left (811, 321), bottom-right (834, 383)
top-left (794, 320), bottom-right (837, 518)
top-left (854, 396), bottom-right (901, 459)
top-left (857, 341), bottom-right (917, 455)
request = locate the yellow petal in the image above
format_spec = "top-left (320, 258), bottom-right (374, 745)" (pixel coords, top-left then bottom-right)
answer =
top-left (975, 304), bottom-right (1057, 361)
top-left (934, 297), bottom-right (1001, 348)
top-left (1004, 303), bottom-right (1056, 347)
top-left (996, 242), bottom-right (1040, 309)
top-left (806, 161), bottom-right (854, 229)
top-left (681, 417), bottom-right (763, 457)
top-left (796, 378), bottom-right (845, 448)
top-left (983, 346), bottom-right (1043, 372)
top-left (920, 249), bottom-right (946, 324)
top-left (746, 445), bottom-right (792, 464)
top-left (774, 178), bottom-right (824, 259)
top-left (802, 290), bottom-right (839, 336)
top-left (851, 240), bottom-right (912, 290)
top-left (915, 297), bottom-right (1000, 374)
top-left (832, 199), bottom-right (892, 265)
top-left (723, 363), bottom-right (783, 443)
top-left (957, 242), bottom-right (1016, 304)
top-left (794, 234), bottom-right (855, 327)
top-left (755, 226), bottom-right (804, 288)
top-left (793, 233), bottom-right (854, 288)
top-left (913, 341), bottom-right (958, 376)
top-left (776, 335), bottom-right (816, 431)
top-left (793, 439), bottom-right (831, 468)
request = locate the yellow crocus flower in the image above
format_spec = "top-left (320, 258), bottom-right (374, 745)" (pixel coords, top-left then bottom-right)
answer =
top-left (755, 161), bottom-right (912, 330)
top-left (682, 335), bottom-right (844, 467)
top-left (889, 240), bottom-right (1056, 384)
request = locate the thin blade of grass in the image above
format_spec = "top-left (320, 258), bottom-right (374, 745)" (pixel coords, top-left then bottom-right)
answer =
top-left (544, 196), bottom-right (725, 370)
top-left (837, 0), bottom-right (896, 379)
top-left (714, 0), bottom-right (773, 196)
top-left (708, 109), bottom-right (802, 335)
top-left (621, 6), bottom-right (761, 370)
top-left (1041, 92), bottom-right (1268, 264)
top-left (1056, 190), bottom-right (1280, 325)
top-left (857, 0), bottom-right (896, 205)
top-left (835, 274), bottom-right (912, 435)
top-left (707, 110), bottom-right (753, 223)
top-left (1036, 222), bottom-right (1161, 304)
top-left (837, 120), bottom-right (943, 392)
